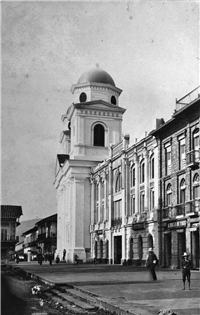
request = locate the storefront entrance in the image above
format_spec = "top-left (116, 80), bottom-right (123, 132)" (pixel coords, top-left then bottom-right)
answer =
top-left (164, 233), bottom-right (171, 267)
top-left (191, 230), bottom-right (199, 269)
top-left (177, 231), bottom-right (186, 268)
top-left (114, 236), bottom-right (122, 264)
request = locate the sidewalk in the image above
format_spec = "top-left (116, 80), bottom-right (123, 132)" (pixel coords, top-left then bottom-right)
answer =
top-left (7, 261), bottom-right (200, 315)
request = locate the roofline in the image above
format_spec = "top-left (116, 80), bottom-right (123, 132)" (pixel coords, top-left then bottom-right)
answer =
top-left (35, 213), bottom-right (57, 226)
top-left (61, 99), bottom-right (126, 122)
top-left (150, 96), bottom-right (199, 137)
top-left (70, 82), bottom-right (122, 95)
top-left (73, 99), bottom-right (126, 112)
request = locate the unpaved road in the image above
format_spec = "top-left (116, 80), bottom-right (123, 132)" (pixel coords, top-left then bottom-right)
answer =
top-left (1, 266), bottom-right (114, 315)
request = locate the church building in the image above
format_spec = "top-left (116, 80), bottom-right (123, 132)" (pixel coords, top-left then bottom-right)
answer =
top-left (54, 67), bottom-right (126, 263)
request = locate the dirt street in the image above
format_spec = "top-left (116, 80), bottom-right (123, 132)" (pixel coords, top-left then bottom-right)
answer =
top-left (1, 266), bottom-right (115, 315)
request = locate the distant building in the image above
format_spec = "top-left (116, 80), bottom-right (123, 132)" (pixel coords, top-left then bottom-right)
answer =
top-left (22, 225), bottom-right (38, 259)
top-left (1, 205), bottom-right (23, 260)
top-left (36, 214), bottom-right (57, 255)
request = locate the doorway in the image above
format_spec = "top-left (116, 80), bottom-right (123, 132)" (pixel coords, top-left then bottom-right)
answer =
top-left (114, 236), bottom-right (122, 264)
top-left (164, 233), bottom-right (171, 267)
top-left (191, 230), bottom-right (199, 268)
top-left (177, 231), bottom-right (186, 268)
top-left (129, 237), bottom-right (134, 260)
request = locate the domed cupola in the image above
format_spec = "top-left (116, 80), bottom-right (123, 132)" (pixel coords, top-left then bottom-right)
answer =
top-left (77, 68), bottom-right (116, 87)
top-left (70, 67), bottom-right (122, 106)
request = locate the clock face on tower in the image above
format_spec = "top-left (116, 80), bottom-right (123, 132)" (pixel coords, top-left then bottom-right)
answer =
top-left (79, 92), bottom-right (87, 103)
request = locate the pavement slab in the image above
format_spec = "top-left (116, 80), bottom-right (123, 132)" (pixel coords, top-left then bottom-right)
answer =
top-left (7, 262), bottom-right (200, 315)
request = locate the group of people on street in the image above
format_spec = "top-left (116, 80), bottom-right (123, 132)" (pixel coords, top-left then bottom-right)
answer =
top-left (146, 248), bottom-right (192, 289)
top-left (17, 246), bottom-right (192, 290)
top-left (37, 252), bottom-right (55, 266)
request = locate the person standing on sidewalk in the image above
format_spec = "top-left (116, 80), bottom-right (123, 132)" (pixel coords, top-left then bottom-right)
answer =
top-left (146, 248), bottom-right (158, 281)
top-left (181, 252), bottom-right (192, 290)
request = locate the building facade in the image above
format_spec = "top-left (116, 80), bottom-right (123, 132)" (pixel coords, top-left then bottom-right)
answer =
top-left (22, 226), bottom-right (38, 260)
top-left (36, 214), bottom-right (57, 255)
top-left (54, 68), bottom-right (199, 267)
top-left (90, 133), bottom-right (159, 265)
top-left (1, 205), bottom-right (23, 260)
top-left (151, 87), bottom-right (200, 269)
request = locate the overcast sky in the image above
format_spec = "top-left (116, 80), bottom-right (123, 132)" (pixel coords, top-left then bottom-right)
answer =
top-left (2, 1), bottom-right (199, 221)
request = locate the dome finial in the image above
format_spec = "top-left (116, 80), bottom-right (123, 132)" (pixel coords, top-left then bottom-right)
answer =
top-left (96, 63), bottom-right (100, 68)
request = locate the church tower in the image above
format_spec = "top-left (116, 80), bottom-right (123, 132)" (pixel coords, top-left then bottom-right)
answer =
top-left (54, 67), bottom-right (126, 262)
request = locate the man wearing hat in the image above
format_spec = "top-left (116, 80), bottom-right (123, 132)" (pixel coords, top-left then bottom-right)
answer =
top-left (146, 248), bottom-right (158, 281)
top-left (181, 252), bottom-right (192, 290)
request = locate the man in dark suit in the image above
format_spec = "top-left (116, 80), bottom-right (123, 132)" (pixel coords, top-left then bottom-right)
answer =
top-left (181, 252), bottom-right (192, 290)
top-left (146, 248), bottom-right (158, 281)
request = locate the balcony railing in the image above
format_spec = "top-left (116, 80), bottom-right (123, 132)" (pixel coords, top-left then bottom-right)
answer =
top-left (162, 206), bottom-right (173, 219)
top-left (1, 235), bottom-right (19, 242)
top-left (176, 86), bottom-right (200, 110)
top-left (186, 150), bottom-right (200, 167)
top-left (185, 199), bottom-right (200, 214)
top-left (37, 232), bottom-right (57, 241)
top-left (111, 217), bottom-right (122, 228)
top-left (162, 200), bottom-right (200, 219)
top-left (175, 203), bottom-right (185, 216)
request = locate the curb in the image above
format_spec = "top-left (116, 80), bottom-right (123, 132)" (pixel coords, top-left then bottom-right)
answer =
top-left (8, 264), bottom-right (138, 315)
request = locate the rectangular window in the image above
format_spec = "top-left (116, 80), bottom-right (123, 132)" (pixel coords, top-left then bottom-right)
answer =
top-left (193, 185), bottom-right (200, 199)
top-left (194, 134), bottom-right (199, 161)
top-left (165, 146), bottom-right (171, 175)
top-left (131, 195), bottom-right (135, 215)
top-left (150, 189), bottom-right (155, 211)
top-left (140, 192), bottom-right (145, 213)
top-left (167, 192), bottom-right (172, 206)
top-left (1, 228), bottom-right (8, 241)
top-left (140, 163), bottom-right (145, 183)
top-left (151, 158), bottom-right (154, 179)
top-left (114, 200), bottom-right (122, 219)
top-left (131, 168), bottom-right (135, 187)
top-left (179, 139), bottom-right (186, 169)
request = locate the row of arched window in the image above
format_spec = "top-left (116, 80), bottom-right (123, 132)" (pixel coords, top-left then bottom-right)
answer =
top-left (130, 155), bottom-right (154, 187)
top-left (165, 173), bottom-right (200, 207)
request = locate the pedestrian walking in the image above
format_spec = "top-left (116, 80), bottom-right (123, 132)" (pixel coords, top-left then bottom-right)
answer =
top-left (74, 254), bottom-right (79, 265)
top-left (63, 249), bottom-right (66, 261)
top-left (14, 252), bottom-right (19, 263)
top-left (146, 248), bottom-right (158, 281)
top-left (181, 252), bottom-right (192, 290)
top-left (37, 252), bottom-right (43, 265)
top-left (48, 252), bottom-right (53, 266)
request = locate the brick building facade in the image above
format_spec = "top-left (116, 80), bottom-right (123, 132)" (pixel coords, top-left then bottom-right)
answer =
top-left (151, 87), bottom-right (200, 269)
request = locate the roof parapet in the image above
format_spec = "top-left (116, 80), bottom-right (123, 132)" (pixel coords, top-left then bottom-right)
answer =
top-left (175, 86), bottom-right (200, 111)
